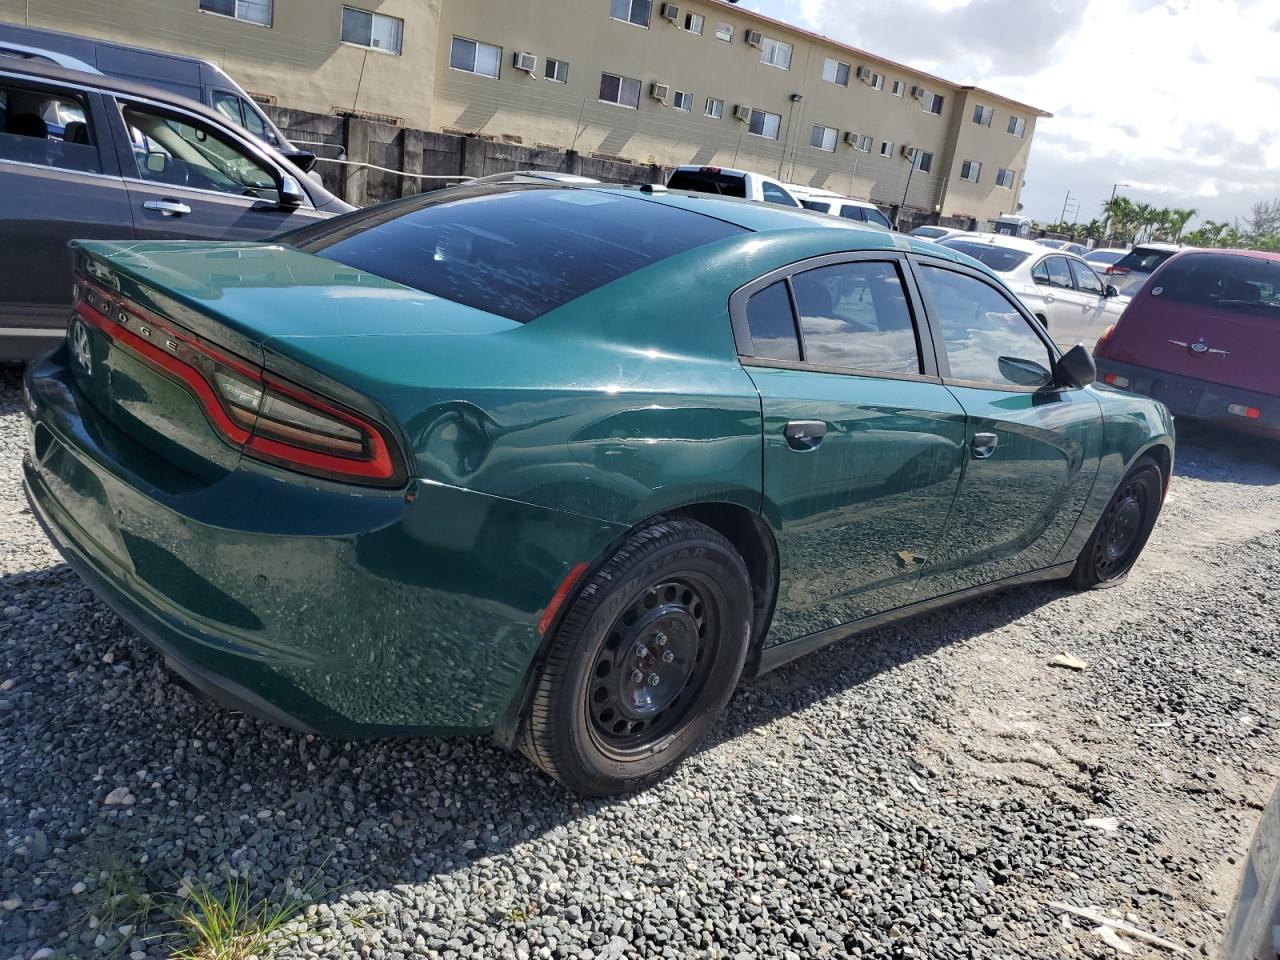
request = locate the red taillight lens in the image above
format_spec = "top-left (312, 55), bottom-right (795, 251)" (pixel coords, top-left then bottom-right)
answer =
top-left (75, 278), bottom-right (405, 487)
top-left (1106, 266), bottom-right (1130, 276)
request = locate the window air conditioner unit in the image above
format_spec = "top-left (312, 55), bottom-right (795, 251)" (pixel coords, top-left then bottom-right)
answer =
top-left (746, 30), bottom-right (763, 47)
top-left (901, 145), bottom-right (917, 160)
top-left (733, 104), bottom-right (752, 121)
top-left (660, 2), bottom-right (679, 21)
top-left (513, 52), bottom-right (537, 74)
top-left (650, 82), bottom-right (670, 102)
top-left (910, 85), bottom-right (926, 100)
top-left (843, 131), bottom-right (860, 146)
top-left (856, 66), bottom-right (872, 82)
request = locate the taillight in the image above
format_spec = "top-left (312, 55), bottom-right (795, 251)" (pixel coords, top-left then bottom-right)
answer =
top-left (74, 277), bottom-right (405, 487)
top-left (1227, 404), bottom-right (1261, 420)
top-left (1106, 266), bottom-right (1130, 276)
top-left (1102, 372), bottom-right (1130, 388)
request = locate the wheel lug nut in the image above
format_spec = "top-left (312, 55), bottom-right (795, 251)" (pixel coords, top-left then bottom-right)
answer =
top-left (663, 650), bottom-right (674, 663)
top-left (648, 673), bottom-right (661, 686)
top-left (634, 643), bottom-right (649, 660)
top-left (655, 631), bottom-right (667, 646)
top-left (631, 669), bottom-right (644, 683)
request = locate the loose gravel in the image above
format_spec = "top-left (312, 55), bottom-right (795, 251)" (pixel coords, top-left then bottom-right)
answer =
top-left (1, 365), bottom-right (1277, 960)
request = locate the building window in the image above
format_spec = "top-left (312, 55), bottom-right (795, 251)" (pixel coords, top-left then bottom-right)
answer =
top-left (715, 21), bottom-right (733, 42)
top-left (684, 12), bottom-right (704, 34)
top-left (1008, 115), bottom-right (1026, 137)
top-left (449, 36), bottom-right (499, 76)
top-left (748, 108), bottom-right (781, 139)
top-left (959, 159), bottom-right (981, 182)
top-left (704, 97), bottom-right (723, 119)
top-left (891, 79), bottom-right (905, 97)
top-left (972, 104), bottom-right (993, 127)
top-left (672, 90), bottom-right (693, 111)
top-left (810, 124), bottom-right (838, 152)
top-left (760, 37), bottom-right (792, 69)
top-left (869, 72), bottom-right (884, 91)
top-left (599, 71), bottom-right (642, 108)
top-left (822, 58), bottom-right (850, 86)
top-left (545, 58), bottom-right (569, 83)
top-left (343, 7), bottom-right (403, 54)
top-left (924, 92), bottom-right (944, 115)
top-left (609, 0), bottom-right (651, 27)
top-left (915, 150), bottom-right (934, 173)
top-left (996, 168), bottom-right (1016, 189)
top-left (880, 140), bottom-right (894, 158)
top-left (855, 134), bottom-right (872, 152)
top-left (199, 0), bottom-right (271, 26)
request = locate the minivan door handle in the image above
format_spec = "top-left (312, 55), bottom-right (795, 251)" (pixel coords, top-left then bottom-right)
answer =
top-left (142, 199), bottom-right (192, 217)
top-left (784, 420), bottom-right (827, 452)
top-left (971, 432), bottom-right (999, 459)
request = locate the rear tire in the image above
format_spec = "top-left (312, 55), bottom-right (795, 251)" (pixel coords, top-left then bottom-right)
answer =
top-left (1068, 457), bottom-right (1163, 589)
top-left (519, 518), bottom-right (752, 796)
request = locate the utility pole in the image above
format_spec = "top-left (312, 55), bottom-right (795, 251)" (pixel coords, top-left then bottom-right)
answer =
top-left (1059, 190), bottom-right (1073, 225)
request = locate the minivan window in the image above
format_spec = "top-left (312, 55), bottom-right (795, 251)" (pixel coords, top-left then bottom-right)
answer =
top-left (213, 91), bottom-right (267, 142)
top-left (1156, 253), bottom-right (1280, 316)
top-left (940, 240), bottom-right (1031, 273)
top-left (1113, 246), bottom-right (1176, 274)
top-left (801, 199), bottom-right (832, 214)
top-left (666, 169), bottom-right (746, 198)
top-left (0, 82), bottom-right (99, 173)
top-left (294, 188), bottom-right (747, 323)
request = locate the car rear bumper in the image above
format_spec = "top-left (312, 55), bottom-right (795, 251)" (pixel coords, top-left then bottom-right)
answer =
top-left (22, 350), bottom-right (626, 738)
top-left (1094, 357), bottom-right (1279, 438)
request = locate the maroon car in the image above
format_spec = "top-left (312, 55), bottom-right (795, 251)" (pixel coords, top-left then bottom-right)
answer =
top-left (1094, 249), bottom-right (1279, 438)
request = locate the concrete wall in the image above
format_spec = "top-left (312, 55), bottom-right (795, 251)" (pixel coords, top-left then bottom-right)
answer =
top-left (0, 0), bottom-right (443, 128)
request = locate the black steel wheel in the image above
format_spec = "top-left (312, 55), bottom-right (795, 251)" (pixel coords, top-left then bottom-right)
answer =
top-left (519, 518), bottom-right (752, 796)
top-left (1070, 457), bottom-right (1164, 589)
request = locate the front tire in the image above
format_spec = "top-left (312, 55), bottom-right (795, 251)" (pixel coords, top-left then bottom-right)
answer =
top-left (1069, 457), bottom-right (1163, 589)
top-left (520, 518), bottom-right (753, 796)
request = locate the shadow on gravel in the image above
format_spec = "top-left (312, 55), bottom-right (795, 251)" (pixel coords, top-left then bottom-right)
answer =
top-left (1172, 420), bottom-right (1280, 486)
top-left (0, 550), bottom-right (1066, 950)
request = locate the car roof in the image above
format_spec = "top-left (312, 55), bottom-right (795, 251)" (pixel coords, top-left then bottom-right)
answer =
top-left (1132, 242), bottom-right (1183, 252)
top-left (942, 232), bottom-right (1056, 256)
top-left (0, 41), bottom-right (100, 74)
top-left (1163, 247), bottom-right (1280, 264)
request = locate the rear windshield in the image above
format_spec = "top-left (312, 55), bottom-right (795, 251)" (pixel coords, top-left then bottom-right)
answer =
top-left (290, 187), bottom-right (746, 323)
top-left (1155, 253), bottom-right (1280, 317)
top-left (667, 169), bottom-right (748, 198)
top-left (1113, 246), bottom-right (1176, 274)
top-left (940, 239), bottom-right (1031, 273)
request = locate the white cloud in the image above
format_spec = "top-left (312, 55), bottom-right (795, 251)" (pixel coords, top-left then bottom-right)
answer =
top-left (751, 0), bottom-right (1280, 227)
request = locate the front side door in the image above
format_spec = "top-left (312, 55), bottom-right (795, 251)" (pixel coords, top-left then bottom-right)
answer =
top-left (106, 96), bottom-right (324, 241)
top-left (732, 255), bottom-right (967, 646)
top-left (908, 260), bottom-right (1103, 598)
top-left (0, 77), bottom-right (132, 343)
top-left (1029, 254), bottom-right (1086, 343)
top-left (1067, 257), bottom-right (1124, 345)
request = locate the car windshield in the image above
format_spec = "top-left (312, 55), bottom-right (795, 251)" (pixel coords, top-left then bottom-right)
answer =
top-left (940, 239), bottom-right (1032, 272)
top-left (291, 187), bottom-right (746, 323)
top-left (666, 169), bottom-right (748, 198)
top-left (1113, 247), bottom-right (1176, 273)
top-left (1155, 253), bottom-right (1280, 317)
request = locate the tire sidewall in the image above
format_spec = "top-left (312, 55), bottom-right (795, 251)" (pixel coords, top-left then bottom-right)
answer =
top-left (1078, 460), bottom-right (1163, 588)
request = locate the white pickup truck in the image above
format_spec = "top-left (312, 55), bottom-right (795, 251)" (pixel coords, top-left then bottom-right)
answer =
top-left (666, 166), bottom-right (802, 207)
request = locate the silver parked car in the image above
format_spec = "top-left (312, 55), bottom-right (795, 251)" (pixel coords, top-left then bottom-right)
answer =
top-left (939, 233), bottom-right (1126, 348)
top-left (0, 59), bottom-right (352, 361)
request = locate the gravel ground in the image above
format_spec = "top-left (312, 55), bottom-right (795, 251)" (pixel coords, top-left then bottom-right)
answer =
top-left (1, 365), bottom-right (1278, 960)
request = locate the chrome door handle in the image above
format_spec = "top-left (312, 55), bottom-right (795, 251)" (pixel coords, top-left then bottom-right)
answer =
top-left (784, 420), bottom-right (827, 452)
top-left (971, 432), bottom-right (999, 459)
top-left (142, 199), bottom-right (192, 217)
top-left (1043, 294), bottom-right (1055, 303)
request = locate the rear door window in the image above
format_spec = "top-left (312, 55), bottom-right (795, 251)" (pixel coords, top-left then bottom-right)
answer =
top-left (790, 261), bottom-right (921, 374)
top-left (666, 169), bottom-right (747, 198)
top-left (838, 205), bottom-right (867, 222)
top-left (295, 188), bottom-right (747, 323)
top-left (1069, 259), bottom-right (1104, 296)
top-left (1155, 253), bottom-right (1280, 317)
top-left (1045, 256), bottom-right (1074, 289)
top-left (0, 81), bottom-right (100, 173)
top-left (744, 281), bottom-right (801, 360)
top-left (863, 207), bottom-right (893, 229)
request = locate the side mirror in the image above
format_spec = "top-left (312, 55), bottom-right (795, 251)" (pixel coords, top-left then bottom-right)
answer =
top-left (278, 173), bottom-right (306, 208)
top-left (998, 355), bottom-right (1053, 388)
top-left (284, 149), bottom-right (319, 174)
top-left (1055, 343), bottom-right (1097, 390)
top-left (1104, 284), bottom-right (1120, 298)
top-left (1033, 275), bottom-right (1050, 286)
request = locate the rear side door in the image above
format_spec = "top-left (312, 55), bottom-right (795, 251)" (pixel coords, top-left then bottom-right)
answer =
top-left (1029, 254), bottom-right (1086, 341)
top-left (103, 94), bottom-right (326, 240)
top-left (0, 75), bottom-right (133, 342)
top-left (908, 259), bottom-right (1102, 597)
top-left (731, 253), bottom-right (967, 646)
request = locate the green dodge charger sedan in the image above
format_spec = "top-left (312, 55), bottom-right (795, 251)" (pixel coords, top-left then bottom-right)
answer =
top-left (22, 183), bottom-right (1174, 795)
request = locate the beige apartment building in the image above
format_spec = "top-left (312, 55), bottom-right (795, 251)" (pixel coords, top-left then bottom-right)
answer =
top-left (1, 0), bottom-right (1049, 224)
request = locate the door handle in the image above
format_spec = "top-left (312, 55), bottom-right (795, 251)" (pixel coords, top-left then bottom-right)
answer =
top-left (971, 432), bottom-right (999, 460)
top-left (1043, 294), bottom-right (1055, 303)
top-left (142, 199), bottom-right (192, 217)
top-left (783, 420), bottom-right (827, 452)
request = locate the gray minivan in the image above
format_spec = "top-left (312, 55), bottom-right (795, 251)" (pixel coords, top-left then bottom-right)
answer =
top-left (0, 21), bottom-right (315, 171)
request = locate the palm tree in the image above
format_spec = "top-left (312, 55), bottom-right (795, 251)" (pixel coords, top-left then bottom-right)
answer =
top-left (1168, 208), bottom-right (1197, 242)
top-left (1081, 219), bottom-right (1105, 242)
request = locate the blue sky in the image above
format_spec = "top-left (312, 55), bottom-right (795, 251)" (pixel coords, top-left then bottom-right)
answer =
top-left (745, 0), bottom-right (1280, 227)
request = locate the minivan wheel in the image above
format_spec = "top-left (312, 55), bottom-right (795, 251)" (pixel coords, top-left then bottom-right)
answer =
top-left (1069, 458), bottom-right (1163, 589)
top-left (519, 517), bottom-right (752, 796)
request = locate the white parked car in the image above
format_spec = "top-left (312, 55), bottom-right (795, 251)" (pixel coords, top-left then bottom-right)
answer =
top-left (938, 233), bottom-right (1125, 348)
top-left (1083, 247), bottom-right (1127, 271)
top-left (910, 225), bottom-right (968, 242)
top-left (1036, 238), bottom-right (1090, 257)
top-left (1102, 242), bottom-right (1182, 297)
top-left (786, 185), bottom-right (894, 229)
top-left (666, 165), bottom-right (800, 207)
